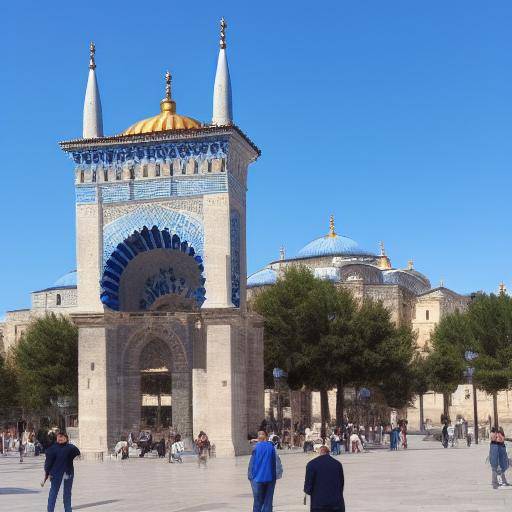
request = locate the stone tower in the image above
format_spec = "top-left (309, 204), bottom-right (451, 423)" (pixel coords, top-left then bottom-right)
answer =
top-left (60, 21), bottom-right (263, 458)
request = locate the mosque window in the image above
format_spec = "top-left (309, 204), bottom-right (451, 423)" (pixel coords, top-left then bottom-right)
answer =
top-left (220, 158), bottom-right (226, 172)
top-left (56, 294), bottom-right (62, 306)
top-left (169, 162), bottom-right (174, 176)
top-left (143, 165), bottom-right (148, 178)
top-left (129, 166), bottom-right (135, 180)
top-left (155, 164), bottom-right (161, 177)
top-left (80, 170), bottom-right (85, 183)
top-left (181, 161), bottom-right (186, 175)
top-left (426, 310), bottom-right (430, 321)
top-left (116, 168), bottom-right (121, 180)
top-left (92, 169), bottom-right (97, 182)
top-left (194, 161), bottom-right (199, 174)
top-left (207, 160), bottom-right (212, 173)
top-left (103, 169), bottom-right (108, 182)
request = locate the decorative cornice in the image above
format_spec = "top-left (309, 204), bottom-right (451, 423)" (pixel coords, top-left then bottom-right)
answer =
top-left (60, 124), bottom-right (260, 160)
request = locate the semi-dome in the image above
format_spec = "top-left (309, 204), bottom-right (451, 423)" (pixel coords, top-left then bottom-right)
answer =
top-left (53, 270), bottom-right (77, 288)
top-left (122, 71), bottom-right (201, 136)
top-left (247, 268), bottom-right (278, 288)
top-left (295, 216), bottom-right (369, 259)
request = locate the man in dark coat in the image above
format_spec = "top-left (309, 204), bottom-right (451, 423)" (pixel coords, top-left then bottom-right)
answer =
top-left (304, 446), bottom-right (345, 512)
top-left (44, 431), bottom-right (80, 512)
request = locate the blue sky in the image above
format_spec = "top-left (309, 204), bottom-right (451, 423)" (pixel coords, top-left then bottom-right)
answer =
top-left (2, 0), bottom-right (511, 315)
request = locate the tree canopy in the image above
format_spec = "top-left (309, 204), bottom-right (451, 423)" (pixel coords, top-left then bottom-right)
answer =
top-left (13, 313), bottom-right (78, 410)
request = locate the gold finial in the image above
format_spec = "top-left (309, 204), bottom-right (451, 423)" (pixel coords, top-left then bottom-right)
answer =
top-left (439, 278), bottom-right (445, 288)
top-left (220, 17), bottom-right (227, 49)
top-left (407, 259), bottom-right (414, 270)
top-left (328, 215), bottom-right (336, 238)
top-left (89, 41), bottom-right (96, 70)
top-left (280, 247), bottom-right (285, 261)
top-left (499, 281), bottom-right (507, 295)
top-left (160, 70), bottom-right (176, 114)
top-left (379, 241), bottom-right (386, 257)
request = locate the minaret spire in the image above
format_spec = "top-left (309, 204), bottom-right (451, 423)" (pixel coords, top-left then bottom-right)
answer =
top-left (83, 41), bottom-right (104, 138)
top-left (212, 17), bottom-right (233, 126)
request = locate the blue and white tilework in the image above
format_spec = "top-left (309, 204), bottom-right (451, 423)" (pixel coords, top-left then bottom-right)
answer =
top-left (71, 139), bottom-right (228, 168)
top-left (103, 205), bottom-right (204, 266)
top-left (75, 175), bottom-right (228, 205)
top-left (230, 209), bottom-right (241, 308)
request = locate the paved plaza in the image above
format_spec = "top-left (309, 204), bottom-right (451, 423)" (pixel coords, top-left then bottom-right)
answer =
top-left (1, 436), bottom-right (511, 512)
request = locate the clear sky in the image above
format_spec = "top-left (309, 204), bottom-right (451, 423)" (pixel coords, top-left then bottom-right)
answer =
top-left (2, 0), bottom-right (511, 316)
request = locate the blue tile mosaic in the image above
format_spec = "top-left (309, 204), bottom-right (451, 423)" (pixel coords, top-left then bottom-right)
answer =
top-left (230, 209), bottom-right (241, 307)
top-left (103, 205), bottom-right (204, 266)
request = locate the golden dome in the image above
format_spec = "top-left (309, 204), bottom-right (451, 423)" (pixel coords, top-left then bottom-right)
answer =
top-left (121, 71), bottom-right (201, 136)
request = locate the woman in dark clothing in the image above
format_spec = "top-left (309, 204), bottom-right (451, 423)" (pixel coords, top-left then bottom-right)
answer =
top-left (157, 438), bottom-right (166, 458)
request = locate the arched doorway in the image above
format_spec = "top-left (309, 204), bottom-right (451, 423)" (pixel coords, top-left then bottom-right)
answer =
top-left (139, 339), bottom-right (173, 430)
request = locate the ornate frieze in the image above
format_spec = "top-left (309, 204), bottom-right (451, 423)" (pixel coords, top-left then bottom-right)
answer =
top-left (230, 209), bottom-right (241, 308)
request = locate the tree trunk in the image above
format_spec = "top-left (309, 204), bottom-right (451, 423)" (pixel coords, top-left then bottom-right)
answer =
top-left (442, 392), bottom-right (450, 422)
top-left (419, 394), bottom-right (425, 433)
top-left (493, 392), bottom-right (499, 428)
top-left (336, 379), bottom-right (344, 426)
top-left (320, 389), bottom-right (330, 431)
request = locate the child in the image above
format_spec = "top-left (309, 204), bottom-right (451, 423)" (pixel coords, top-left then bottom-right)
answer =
top-left (170, 434), bottom-right (185, 463)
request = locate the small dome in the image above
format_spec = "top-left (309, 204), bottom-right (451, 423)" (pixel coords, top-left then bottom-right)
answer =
top-left (247, 268), bottom-right (278, 288)
top-left (53, 270), bottom-right (77, 288)
top-left (297, 234), bottom-right (362, 259)
top-left (121, 71), bottom-right (201, 136)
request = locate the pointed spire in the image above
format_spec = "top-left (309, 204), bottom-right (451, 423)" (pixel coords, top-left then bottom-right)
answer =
top-left (499, 281), bottom-right (507, 295)
top-left (379, 241), bottom-right (386, 257)
top-left (407, 259), bottom-right (414, 270)
top-left (212, 17), bottom-right (233, 126)
top-left (83, 42), bottom-right (103, 138)
top-left (280, 247), bottom-right (285, 260)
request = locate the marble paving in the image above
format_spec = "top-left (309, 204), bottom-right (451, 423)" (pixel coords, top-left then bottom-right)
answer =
top-left (1, 435), bottom-right (511, 511)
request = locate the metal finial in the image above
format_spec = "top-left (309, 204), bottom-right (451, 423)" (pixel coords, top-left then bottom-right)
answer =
top-left (280, 247), bottom-right (285, 261)
top-left (328, 215), bottom-right (336, 237)
top-left (89, 41), bottom-right (96, 70)
top-left (220, 17), bottom-right (227, 49)
top-left (165, 70), bottom-right (172, 100)
top-left (407, 259), bottom-right (414, 270)
top-left (499, 281), bottom-right (507, 295)
top-left (440, 278), bottom-right (445, 288)
top-left (379, 241), bottom-right (386, 256)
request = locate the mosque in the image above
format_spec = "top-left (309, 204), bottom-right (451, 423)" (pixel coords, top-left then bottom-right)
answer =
top-left (1, 20), bottom-right (510, 452)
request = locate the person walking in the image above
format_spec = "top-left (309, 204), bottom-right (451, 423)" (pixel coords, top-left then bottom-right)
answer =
top-left (248, 431), bottom-right (283, 512)
top-left (196, 432), bottom-right (211, 468)
top-left (44, 431), bottom-right (81, 512)
top-left (490, 426), bottom-right (510, 489)
top-left (169, 434), bottom-right (185, 463)
top-left (304, 445), bottom-right (345, 512)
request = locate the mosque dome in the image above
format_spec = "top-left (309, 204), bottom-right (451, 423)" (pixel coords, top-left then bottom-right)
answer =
top-left (53, 270), bottom-right (77, 288)
top-left (121, 71), bottom-right (201, 136)
top-left (247, 268), bottom-right (278, 288)
top-left (295, 216), bottom-right (369, 259)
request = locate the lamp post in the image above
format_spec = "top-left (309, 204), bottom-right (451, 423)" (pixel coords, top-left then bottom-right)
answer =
top-left (464, 351), bottom-right (479, 445)
top-left (273, 368), bottom-right (285, 435)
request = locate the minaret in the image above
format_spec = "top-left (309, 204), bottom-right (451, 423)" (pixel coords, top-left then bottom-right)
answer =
top-left (212, 18), bottom-right (233, 126)
top-left (83, 42), bottom-right (104, 138)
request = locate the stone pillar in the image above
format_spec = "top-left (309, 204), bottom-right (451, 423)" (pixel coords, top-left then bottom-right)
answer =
top-left (202, 194), bottom-right (233, 308)
top-left (75, 316), bottom-right (109, 459)
top-left (246, 319), bottom-right (264, 434)
top-left (76, 202), bottom-right (103, 312)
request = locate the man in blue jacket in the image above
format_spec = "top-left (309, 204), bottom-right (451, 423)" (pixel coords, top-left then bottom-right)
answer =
top-left (248, 431), bottom-right (283, 512)
top-left (304, 446), bottom-right (345, 512)
top-left (44, 431), bottom-right (81, 512)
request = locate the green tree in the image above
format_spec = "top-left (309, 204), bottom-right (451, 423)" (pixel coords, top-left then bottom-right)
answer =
top-left (0, 352), bottom-right (18, 408)
top-left (410, 353), bottom-right (430, 431)
top-left (468, 293), bottom-right (512, 427)
top-left (13, 313), bottom-right (78, 411)
top-left (428, 311), bottom-right (471, 421)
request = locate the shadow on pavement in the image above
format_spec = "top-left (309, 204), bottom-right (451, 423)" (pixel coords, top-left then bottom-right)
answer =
top-left (74, 500), bottom-right (121, 509)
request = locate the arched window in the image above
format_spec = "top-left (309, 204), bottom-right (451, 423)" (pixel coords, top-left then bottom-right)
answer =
top-left (426, 310), bottom-right (430, 321)
top-left (116, 168), bottom-right (121, 180)
top-left (181, 161), bottom-right (186, 175)
top-left (220, 158), bottom-right (226, 172)
top-left (207, 160), bottom-right (212, 173)
top-left (129, 166), bottom-right (135, 180)
top-left (56, 294), bottom-right (62, 306)
top-left (193, 161), bottom-right (199, 174)
top-left (169, 162), bottom-right (174, 176)
top-left (80, 170), bottom-right (85, 183)
top-left (92, 169), bottom-right (97, 182)
top-left (103, 169), bottom-right (108, 182)
top-left (143, 165), bottom-right (148, 178)
top-left (155, 164), bottom-right (161, 177)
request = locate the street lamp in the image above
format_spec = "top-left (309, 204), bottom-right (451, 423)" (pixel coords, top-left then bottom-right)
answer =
top-left (464, 351), bottom-right (479, 445)
top-left (273, 368), bottom-right (286, 435)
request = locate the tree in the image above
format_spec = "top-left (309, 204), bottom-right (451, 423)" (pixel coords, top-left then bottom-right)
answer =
top-left (13, 314), bottom-right (78, 412)
top-left (428, 310), bottom-right (472, 421)
top-left (468, 293), bottom-right (512, 427)
top-left (410, 353), bottom-right (430, 431)
top-left (0, 352), bottom-right (18, 409)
